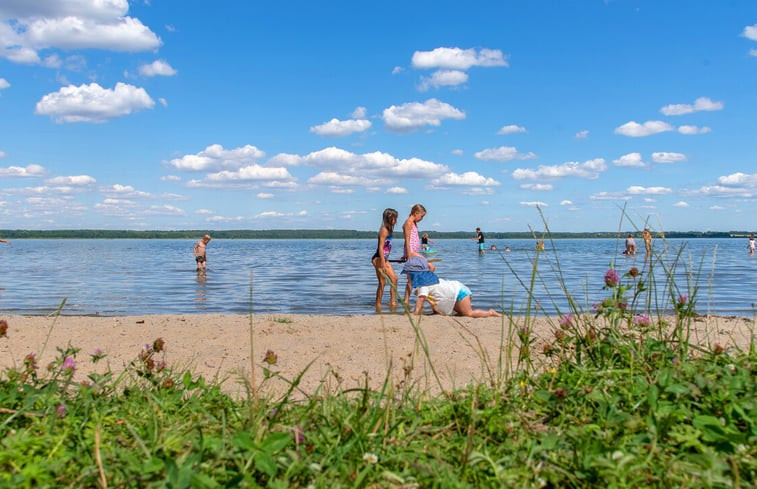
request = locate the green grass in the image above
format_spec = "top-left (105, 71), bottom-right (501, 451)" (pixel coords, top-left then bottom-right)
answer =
top-left (1, 215), bottom-right (756, 488)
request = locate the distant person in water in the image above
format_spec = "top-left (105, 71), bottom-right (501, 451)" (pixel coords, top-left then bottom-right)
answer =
top-left (536, 240), bottom-right (545, 251)
top-left (504, 246), bottom-right (511, 253)
top-left (472, 227), bottom-right (485, 255)
top-left (624, 234), bottom-right (636, 255)
top-left (404, 256), bottom-right (501, 318)
top-left (421, 232), bottom-right (435, 252)
top-left (402, 204), bottom-right (434, 304)
top-left (0, 238), bottom-right (10, 246)
top-left (490, 244), bottom-right (497, 251)
top-left (749, 235), bottom-right (756, 256)
top-left (193, 234), bottom-right (211, 272)
top-left (372, 208), bottom-right (399, 311)
top-left (642, 228), bottom-right (652, 255)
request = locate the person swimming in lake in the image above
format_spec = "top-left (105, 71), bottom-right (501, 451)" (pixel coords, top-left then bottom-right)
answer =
top-left (404, 256), bottom-right (500, 318)
top-left (371, 208), bottom-right (399, 310)
top-left (623, 234), bottom-right (636, 255)
top-left (749, 235), bottom-right (755, 256)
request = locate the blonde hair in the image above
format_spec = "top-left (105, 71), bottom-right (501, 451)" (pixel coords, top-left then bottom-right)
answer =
top-left (410, 204), bottom-right (426, 216)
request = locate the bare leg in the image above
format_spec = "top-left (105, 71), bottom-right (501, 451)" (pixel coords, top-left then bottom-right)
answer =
top-left (454, 296), bottom-right (501, 318)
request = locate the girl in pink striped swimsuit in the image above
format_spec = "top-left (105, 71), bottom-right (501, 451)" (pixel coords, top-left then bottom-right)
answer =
top-left (402, 204), bottom-right (434, 304)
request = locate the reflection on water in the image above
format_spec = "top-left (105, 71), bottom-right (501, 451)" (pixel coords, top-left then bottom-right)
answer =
top-left (0, 238), bottom-right (755, 316)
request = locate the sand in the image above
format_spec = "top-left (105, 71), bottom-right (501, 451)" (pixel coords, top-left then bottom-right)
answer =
top-left (1, 313), bottom-right (753, 398)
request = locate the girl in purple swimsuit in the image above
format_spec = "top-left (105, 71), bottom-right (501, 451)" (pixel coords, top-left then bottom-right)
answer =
top-left (372, 208), bottom-right (399, 311)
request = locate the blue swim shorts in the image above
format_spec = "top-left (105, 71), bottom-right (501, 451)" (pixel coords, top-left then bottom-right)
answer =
top-left (456, 284), bottom-right (472, 301)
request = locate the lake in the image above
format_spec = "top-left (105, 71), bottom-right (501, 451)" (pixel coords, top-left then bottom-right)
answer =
top-left (0, 238), bottom-right (755, 317)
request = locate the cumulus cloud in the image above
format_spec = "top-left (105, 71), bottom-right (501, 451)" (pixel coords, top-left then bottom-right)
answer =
top-left (205, 165), bottom-right (294, 183)
top-left (614, 120), bottom-right (674, 137)
top-left (497, 124), bottom-right (526, 135)
top-left (678, 125), bottom-right (711, 135)
top-left (411, 47), bottom-right (509, 70)
top-left (742, 24), bottom-right (757, 41)
top-left (308, 172), bottom-right (383, 186)
top-left (0, 1), bottom-right (161, 64)
top-left (613, 152), bottom-right (647, 168)
top-left (474, 146), bottom-right (536, 162)
top-left (418, 69), bottom-right (468, 91)
top-left (138, 59), bottom-right (177, 77)
top-left (256, 193), bottom-right (274, 199)
top-left (717, 172), bottom-right (757, 186)
top-left (575, 130), bottom-right (589, 140)
top-left (673, 201), bottom-right (689, 208)
top-left (560, 200), bottom-right (573, 205)
top-left (310, 118), bottom-right (372, 137)
top-left (35, 82), bottom-right (154, 123)
top-left (45, 175), bottom-right (96, 186)
top-left (520, 201), bottom-right (547, 207)
top-left (0, 163), bottom-right (47, 177)
top-left (520, 183), bottom-right (553, 191)
top-left (626, 185), bottom-right (672, 195)
top-left (652, 152), bottom-right (687, 163)
top-left (0, 78), bottom-right (9, 90)
top-left (386, 186), bottom-right (408, 194)
top-left (382, 98), bottom-right (465, 132)
top-left (660, 96), bottom-right (724, 116)
top-left (512, 158), bottom-right (606, 180)
top-left (166, 144), bottom-right (265, 172)
top-left (431, 171), bottom-right (500, 187)
top-left (590, 191), bottom-right (631, 201)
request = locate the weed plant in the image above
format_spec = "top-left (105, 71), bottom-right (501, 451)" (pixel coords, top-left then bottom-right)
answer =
top-left (1, 221), bottom-right (755, 488)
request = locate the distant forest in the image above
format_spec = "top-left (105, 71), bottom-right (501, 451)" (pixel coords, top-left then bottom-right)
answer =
top-left (0, 229), bottom-right (750, 240)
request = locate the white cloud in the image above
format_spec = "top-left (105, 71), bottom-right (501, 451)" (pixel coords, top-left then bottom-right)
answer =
top-left (497, 124), bottom-right (526, 135)
top-left (520, 201), bottom-right (547, 207)
top-left (613, 152), bottom-right (647, 168)
top-left (451, 149), bottom-right (463, 156)
top-left (512, 158), bottom-right (606, 180)
top-left (560, 200), bottom-right (573, 205)
top-left (0, 150), bottom-right (5, 158)
top-left (419, 69), bottom-right (468, 90)
top-left (160, 175), bottom-right (181, 181)
top-left (205, 165), bottom-right (294, 182)
top-left (660, 96), bottom-right (724, 116)
top-left (520, 183), bottom-right (553, 191)
top-left (677, 125), bottom-right (711, 135)
top-left (411, 47), bottom-right (508, 70)
top-left (35, 82), bottom-right (154, 123)
top-left (717, 172), bottom-right (757, 186)
top-left (138, 59), bottom-right (177, 77)
top-left (431, 171), bottom-right (500, 187)
top-left (627, 185), bottom-right (672, 195)
top-left (742, 24), bottom-right (757, 41)
top-left (0, 78), bottom-right (9, 90)
top-left (0, 1), bottom-right (161, 64)
top-left (575, 130), bottom-right (589, 140)
top-left (652, 152), bottom-right (687, 163)
top-left (351, 106), bottom-right (367, 118)
top-left (382, 98), bottom-right (465, 132)
top-left (256, 193), bottom-right (274, 199)
top-left (386, 186), bottom-right (407, 194)
top-left (0, 163), bottom-right (47, 177)
top-left (45, 175), bottom-right (96, 186)
top-left (673, 201), bottom-right (689, 208)
top-left (590, 191), bottom-right (631, 201)
top-left (310, 118), bottom-right (372, 137)
top-left (750, 49), bottom-right (757, 57)
top-left (167, 144), bottom-right (265, 172)
top-left (614, 120), bottom-right (674, 137)
top-left (308, 173), bottom-right (381, 186)
top-left (709, 205), bottom-right (725, 211)
top-left (475, 146), bottom-right (536, 162)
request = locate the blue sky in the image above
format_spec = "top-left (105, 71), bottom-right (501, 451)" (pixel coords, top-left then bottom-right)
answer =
top-left (1, 1), bottom-right (757, 232)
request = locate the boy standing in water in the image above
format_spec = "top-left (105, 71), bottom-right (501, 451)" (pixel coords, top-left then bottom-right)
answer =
top-left (193, 234), bottom-right (211, 272)
top-left (472, 227), bottom-right (485, 255)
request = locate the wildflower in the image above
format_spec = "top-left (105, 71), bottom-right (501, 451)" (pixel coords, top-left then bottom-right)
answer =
top-left (263, 349), bottom-right (278, 365)
top-left (712, 344), bottom-right (725, 355)
top-left (0, 319), bottom-right (7, 337)
top-left (161, 378), bottom-right (175, 389)
top-left (677, 295), bottom-right (688, 305)
top-left (549, 367), bottom-right (557, 375)
top-left (362, 452), bottom-right (379, 464)
top-left (62, 356), bottom-right (76, 375)
top-left (628, 267), bottom-right (639, 278)
top-left (604, 269), bottom-right (619, 287)
top-left (23, 353), bottom-right (37, 371)
top-left (90, 348), bottom-right (106, 363)
top-left (554, 329), bottom-right (566, 341)
top-left (558, 314), bottom-right (573, 329)
top-left (290, 424), bottom-right (305, 444)
top-left (553, 387), bottom-right (567, 399)
top-left (633, 314), bottom-right (651, 327)
top-left (57, 404), bottom-right (67, 418)
top-left (153, 337), bottom-right (165, 352)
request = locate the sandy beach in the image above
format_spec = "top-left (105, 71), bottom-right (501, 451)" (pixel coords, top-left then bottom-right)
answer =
top-left (1, 313), bottom-right (753, 397)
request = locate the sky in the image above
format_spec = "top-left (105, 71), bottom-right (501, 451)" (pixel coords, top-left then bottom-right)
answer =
top-left (1, 1), bottom-right (757, 233)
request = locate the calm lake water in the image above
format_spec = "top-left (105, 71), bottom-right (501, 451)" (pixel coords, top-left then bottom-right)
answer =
top-left (0, 238), bottom-right (755, 317)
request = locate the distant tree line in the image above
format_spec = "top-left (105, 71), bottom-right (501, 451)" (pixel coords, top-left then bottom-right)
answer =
top-left (0, 229), bottom-right (747, 240)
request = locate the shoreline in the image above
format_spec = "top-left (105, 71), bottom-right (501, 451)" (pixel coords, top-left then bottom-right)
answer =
top-left (1, 313), bottom-right (753, 397)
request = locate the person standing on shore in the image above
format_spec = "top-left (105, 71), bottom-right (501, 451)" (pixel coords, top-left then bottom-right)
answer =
top-left (402, 204), bottom-right (433, 304)
top-left (643, 228), bottom-right (652, 255)
top-left (749, 235), bottom-right (755, 256)
top-left (472, 227), bottom-right (485, 255)
top-left (193, 234), bottom-right (211, 272)
top-left (371, 208), bottom-right (399, 311)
